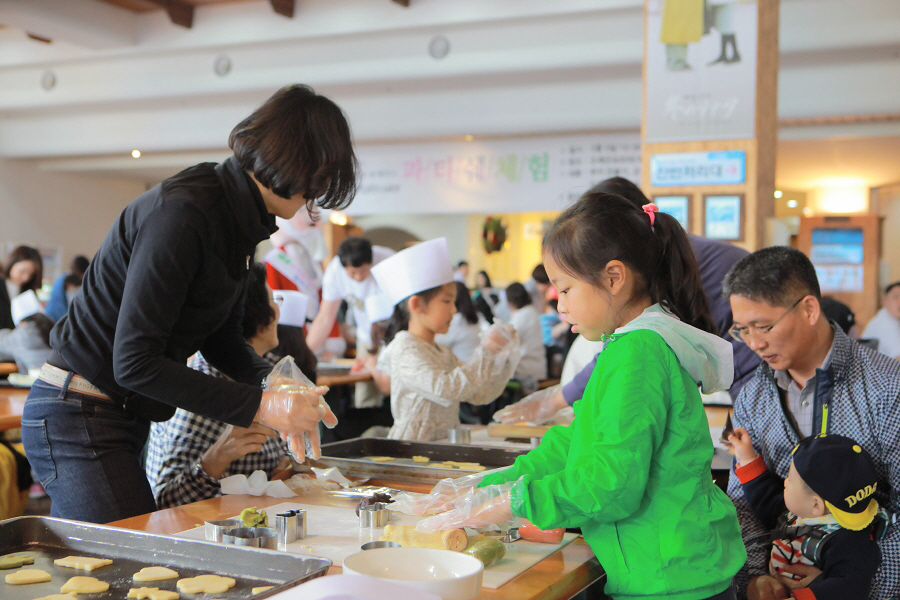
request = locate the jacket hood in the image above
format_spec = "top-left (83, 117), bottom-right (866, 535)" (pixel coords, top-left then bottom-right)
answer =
top-left (615, 304), bottom-right (734, 394)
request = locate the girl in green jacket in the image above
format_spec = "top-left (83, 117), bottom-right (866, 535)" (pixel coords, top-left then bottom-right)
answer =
top-left (419, 193), bottom-right (746, 599)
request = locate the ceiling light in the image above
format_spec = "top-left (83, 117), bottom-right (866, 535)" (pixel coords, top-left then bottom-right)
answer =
top-left (774, 190), bottom-right (782, 198)
top-left (329, 211), bottom-right (348, 226)
top-left (786, 199), bottom-right (798, 208)
top-left (40, 70), bottom-right (56, 91)
top-left (131, 150), bottom-right (141, 158)
top-left (214, 55), bottom-right (232, 77)
top-left (464, 135), bottom-right (474, 142)
top-left (428, 35), bottom-right (450, 60)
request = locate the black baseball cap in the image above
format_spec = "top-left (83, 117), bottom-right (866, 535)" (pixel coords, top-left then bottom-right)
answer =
top-left (792, 434), bottom-right (879, 531)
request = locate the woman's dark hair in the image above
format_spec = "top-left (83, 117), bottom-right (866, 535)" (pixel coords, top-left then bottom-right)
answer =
top-left (383, 285), bottom-right (444, 346)
top-left (531, 264), bottom-right (549, 285)
top-left (722, 246), bottom-right (821, 307)
top-left (506, 282), bottom-right (532, 309)
top-left (241, 263), bottom-right (277, 340)
top-left (4, 245), bottom-right (43, 294)
top-left (453, 282), bottom-right (479, 325)
top-left (476, 270), bottom-right (492, 289)
top-left (543, 193), bottom-right (715, 334)
top-left (337, 237), bottom-right (373, 268)
top-left (272, 324), bottom-right (318, 380)
top-left (229, 84), bottom-right (358, 213)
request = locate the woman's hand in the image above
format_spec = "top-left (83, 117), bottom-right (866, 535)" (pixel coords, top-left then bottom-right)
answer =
top-left (255, 385), bottom-right (337, 459)
top-left (201, 422), bottom-right (277, 479)
top-left (727, 427), bottom-right (758, 466)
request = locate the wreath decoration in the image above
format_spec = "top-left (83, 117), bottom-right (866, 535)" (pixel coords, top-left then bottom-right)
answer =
top-left (482, 216), bottom-right (507, 254)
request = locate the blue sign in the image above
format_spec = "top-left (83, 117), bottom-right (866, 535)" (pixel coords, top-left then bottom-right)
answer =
top-left (650, 151), bottom-right (746, 186)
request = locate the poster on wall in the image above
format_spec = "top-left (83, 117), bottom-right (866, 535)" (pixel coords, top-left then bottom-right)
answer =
top-left (653, 195), bottom-right (690, 230)
top-left (645, 0), bottom-right (759, 142)
top-left (350, 134), bottom-right (642, 216)
top-left (704, 194), bottom-right (743, 241)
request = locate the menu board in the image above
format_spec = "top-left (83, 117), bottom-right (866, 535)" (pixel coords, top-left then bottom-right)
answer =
top-left (348, 134), bottom-right (642, 216)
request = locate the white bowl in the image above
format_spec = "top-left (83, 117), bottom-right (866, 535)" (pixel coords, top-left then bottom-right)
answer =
top-left (343, 547), bottom-right (483, 600)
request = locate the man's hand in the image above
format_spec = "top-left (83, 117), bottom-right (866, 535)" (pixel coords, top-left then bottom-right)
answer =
top-left (747, 575), bottom-right (789, 600)
top-left (201, 422), bottom-right (278, 479)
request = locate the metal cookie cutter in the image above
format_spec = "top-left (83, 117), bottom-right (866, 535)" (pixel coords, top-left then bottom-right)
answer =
top-left (275, 512), bottom-right (298, 545)
top-left (484, 527), bottom-right (520, 543)
top-left (359, 502), bottom-right (392, 528)
top-left (222, 526), bottom-right (278, 549)
top-left (205, 519), bottom-right (243, 542)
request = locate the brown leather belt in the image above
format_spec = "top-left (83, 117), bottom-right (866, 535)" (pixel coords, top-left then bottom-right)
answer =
top-left (38, 363), bottom-right (110, 400)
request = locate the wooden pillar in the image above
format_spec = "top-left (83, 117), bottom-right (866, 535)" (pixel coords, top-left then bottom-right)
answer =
top-left (642, 0), bottom-right (779, 251)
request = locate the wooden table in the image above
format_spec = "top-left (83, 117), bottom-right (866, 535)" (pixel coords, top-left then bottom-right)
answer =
top-left (0, 387), bottom-right (28, 430)
top-left (0, 362), bottom-right (18, 375)
top-left (109, 482), bottom-right (604, 600)
top-left (316, 371), bottom-right (373, 388)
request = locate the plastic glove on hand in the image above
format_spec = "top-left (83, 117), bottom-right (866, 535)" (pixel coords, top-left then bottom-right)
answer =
top-left (415, 480), bottom-right (518, 533)
top-left (483, 322), bottom-right (517, 353)
top-left (493, 385), bottom-right (562, 425)
top-left (257, 386), bottom-right (336, 460)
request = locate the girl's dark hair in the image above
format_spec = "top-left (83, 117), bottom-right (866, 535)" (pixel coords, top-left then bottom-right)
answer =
top-left (506, 282), bottom-right (532, 309)
top-left (272, 324), bottom-right (318, 380)
top-left (241, 263), bottom-right (277, 340)
top-left (4, 245), bottom-right (43, 294)
top-left (382, 285), bottom-right (444, 346)
top-left (477, 270), bottom-right (492, 289)
top-left (543, 192), bottom-right (715, 334)
top-left (21, 313), bottom-right (53, 346)
top-left (453, 282), bottom-right (479, 325)
top-left (229, 84), bottom-right (358, 213)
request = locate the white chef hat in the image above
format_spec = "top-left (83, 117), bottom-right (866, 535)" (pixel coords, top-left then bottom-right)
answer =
top-left (272, 289), bottom-right (309, 328)
top-left (365, 292), bottom-right (396, 324)
top-left (370, 238), bottom-right (454, 306)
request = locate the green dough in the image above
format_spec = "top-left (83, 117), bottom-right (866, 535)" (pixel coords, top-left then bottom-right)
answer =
top-left (0, 553), bottom-right (35, 569)
top-left (239, 507), bottom-right (268, 528)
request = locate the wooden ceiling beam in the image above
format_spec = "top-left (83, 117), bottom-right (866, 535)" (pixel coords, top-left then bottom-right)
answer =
top-left (269, 0), bottom-right (295, 18)
top-left (143, 0), bottom-right (193, 28)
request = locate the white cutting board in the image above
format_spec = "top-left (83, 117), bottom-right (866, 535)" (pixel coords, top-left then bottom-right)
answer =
top-left (177, 501), bottom-right (578, 589)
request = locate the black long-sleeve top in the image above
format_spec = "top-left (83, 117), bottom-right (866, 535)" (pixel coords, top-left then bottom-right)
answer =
top-left (50, 156), bottom-right (276, 425)
top-left (735, 456), bottom-right (881, 600)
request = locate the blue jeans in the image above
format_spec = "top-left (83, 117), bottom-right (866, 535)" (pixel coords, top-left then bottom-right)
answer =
top-left (22, 377), bottom-right (156, 523)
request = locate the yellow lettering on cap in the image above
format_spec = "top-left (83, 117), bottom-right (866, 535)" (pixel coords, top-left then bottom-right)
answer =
top-left (845, 483), bottom-right (877, 507)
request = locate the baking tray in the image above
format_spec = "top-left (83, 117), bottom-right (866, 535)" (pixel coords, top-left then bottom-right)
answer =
top-left (0, 516), bottom-right (330, 600)
top-left (313, 438), bottom-right (528, 484)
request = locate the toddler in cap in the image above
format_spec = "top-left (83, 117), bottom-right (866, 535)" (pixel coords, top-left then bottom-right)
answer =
top-left (730, 429), bottom-right (883, 600)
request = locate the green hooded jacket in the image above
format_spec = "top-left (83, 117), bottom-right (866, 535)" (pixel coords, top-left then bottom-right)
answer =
top-left (481, 307), bottom-right (746, 599)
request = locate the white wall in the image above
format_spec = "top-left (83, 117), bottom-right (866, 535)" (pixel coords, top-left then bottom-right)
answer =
top-left (353, 213), bottom-right (471, 266)
top-left (0, 157), bottom-right (144, 273)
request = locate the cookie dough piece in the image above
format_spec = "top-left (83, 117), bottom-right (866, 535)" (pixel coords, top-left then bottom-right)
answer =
top-left (380, 524), bottom-right (468, 552)
top-left (133, 567), bottom-right (179, 582)
top-left (53, 556), bottom-right (113, 571)
top-left (411, 456), bottom-right (430, 463)
top-left (60, 576), bottom-right (110, 594)
top-left (252, 586), bottom-right (274, 594)
top-left (239, 507), bottom-right (268, 528)
top-left (0, 552), bottom-right (35, 569)
top-left (31, 594), bottom-right (77, 600)
top-left (367, 456), bottom-right (394, 462)
top-left (176, 574), bottom-right (236, 594)
top-left (128, 587), bottom-right (180, 600)
top-left (5, 568), bottom-right (52, 584)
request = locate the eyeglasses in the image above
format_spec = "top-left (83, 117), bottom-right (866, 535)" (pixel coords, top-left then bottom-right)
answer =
top-left (729, 296), bottom-right (805, 344)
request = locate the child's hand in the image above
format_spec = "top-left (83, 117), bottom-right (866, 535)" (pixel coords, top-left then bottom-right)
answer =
top-left (747, 575), bottom-right (789, 600)
top-left (728, 427), bottom-right (758, 466)
top-left (778, 564), bottom-right (822, 588)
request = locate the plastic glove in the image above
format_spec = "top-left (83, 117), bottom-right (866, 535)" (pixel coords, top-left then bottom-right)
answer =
top-left (482, 322), bottom-right (517, 353)
top-left (391, 467), bottom-right (510, 516)
top-left (415, 478), bottom-right (523, 533)
top-left (493, 384), bottom-right (565, 425)
top-left (255, 385), bottom-right (337, 460)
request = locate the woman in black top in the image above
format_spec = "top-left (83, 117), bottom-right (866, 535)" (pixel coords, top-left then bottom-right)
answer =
top-left (22, 84), bottom-right (358, 523)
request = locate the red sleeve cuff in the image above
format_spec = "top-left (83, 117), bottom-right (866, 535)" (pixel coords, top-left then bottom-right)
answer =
top-left (735, 454), bottom-right (768, 484)
top-left (791, 587), bottom-right (816, 600)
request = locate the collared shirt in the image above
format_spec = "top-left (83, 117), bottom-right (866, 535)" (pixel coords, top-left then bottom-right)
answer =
top-left (729, 324), bottom-right (900, 599)
top-left (773, 346), bottom-right (834, 438)
top-left (145, 352), bottom-right (289, 509)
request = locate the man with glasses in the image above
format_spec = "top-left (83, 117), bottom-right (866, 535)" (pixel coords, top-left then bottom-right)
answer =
top-left (723, 246), bottom-right (900, 598)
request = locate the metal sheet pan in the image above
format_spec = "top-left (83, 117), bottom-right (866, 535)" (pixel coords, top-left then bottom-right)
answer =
top-left (0, 516), bottom-right (330, 600)
top-left (312, 438), bottom-right (529, 484)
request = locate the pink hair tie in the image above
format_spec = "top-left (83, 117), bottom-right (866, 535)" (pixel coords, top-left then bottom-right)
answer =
top-left (642, 203), bottom-right (659, 228)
